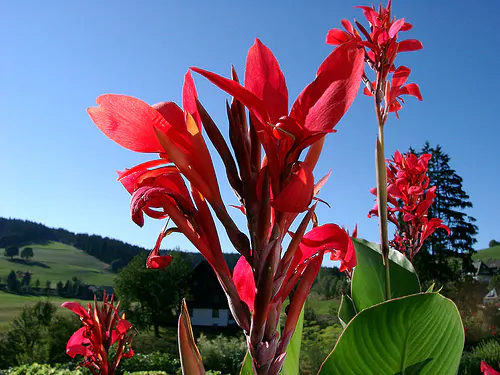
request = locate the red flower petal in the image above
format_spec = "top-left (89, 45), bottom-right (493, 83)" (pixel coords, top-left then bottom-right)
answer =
top-left (233, 256), bottom-right (255, 312)
top-left (392, 66), bottom-right (411, 88)
top-left (290, 39), bottom-right (364, 134)
top-left (400, 83), bottom-right (423, 101)
top-left (116, 319), bottom-right (133, 335)
top-left (480, 361), bottom-right (500, 375)
top-left (272, 162), bottom-right (314, 213)
top-left (191, 66), bottom-right (269, 126)
top-left (389, 18), bottom-right (405, 39)
top-left (66, 327), bottom-right (89, 358)
top-left (296, 223), bottom-right (356, 273)
top-left (61, 302), bottom-right (90, 320)
top-left (182, 70), bottom-right (202, 130)
top-left (397, 39), bottom-right (423, 52)
top-left (244, 39), bottom-right (288, 125)
top-left (326, 28), bottom-right (352, 45)
top-left (88, 95), bottom-right (165, 153)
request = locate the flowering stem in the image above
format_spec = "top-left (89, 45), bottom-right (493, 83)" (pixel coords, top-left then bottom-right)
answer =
top-left (375, 93), bottom-right (391, 300)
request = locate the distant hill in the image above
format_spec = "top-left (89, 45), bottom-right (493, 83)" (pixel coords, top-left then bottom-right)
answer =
top-left (0, 217), bottom-right (147, 265)
top-left (0, 241), bottom-right (115, 287)
top-left (0, 217), bottom-right (241, 269)
top-left (472, 245), bottom-right (500, 261)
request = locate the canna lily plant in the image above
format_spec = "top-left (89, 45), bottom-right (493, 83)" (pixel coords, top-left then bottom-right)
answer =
top-left (88, 1), bottom-right (465, 374)
top-left (62, 293), bottom-right (135, 375)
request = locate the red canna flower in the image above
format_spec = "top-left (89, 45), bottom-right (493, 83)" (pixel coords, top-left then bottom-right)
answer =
top-left (481, 361), bottom-right (500, 375)
top-left (88, 72), bottom-right (221, 205)
top-left (91, 35), bottom-right (362, 375)
top-left (369, 150), bottom-right (450, 260)
top-left (62, 293), bottom-right (135, 375)
top-left (327, 1), bottom-right (423, 121)
top-left (192, 38), bottom-right (364, 213)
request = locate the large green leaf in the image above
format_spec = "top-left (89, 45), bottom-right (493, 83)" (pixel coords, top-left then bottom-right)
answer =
top-left (351, 238), bottom-right (420, 311)
top-left (319, 293), bottom-right (464, 375)
top-left (338, 293), bottom-right (356, 328)
top-left (281, 307), bottom-right (304, 375)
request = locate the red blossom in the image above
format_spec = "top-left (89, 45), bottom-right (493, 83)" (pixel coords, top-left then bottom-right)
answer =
top-left (369, 150), bottom-right (450, 260)
top-left (327, 1), bottom-right (422, 120)
top-left (90, 34), bottom-right (363, 375)
top-left (192, 38), bottom-right (364, 213)
top-left (62, 294), bottom-right (135, 375)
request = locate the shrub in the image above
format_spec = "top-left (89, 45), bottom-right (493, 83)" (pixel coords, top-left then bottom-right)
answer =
top-left (0, 363), bottom-right (86, 375)
top-left (459, 339), bottom-right (500, 375)
top-left (118, 352), bottom-right (179, 375)
top-left (196, 334), bottom-right (246, 375)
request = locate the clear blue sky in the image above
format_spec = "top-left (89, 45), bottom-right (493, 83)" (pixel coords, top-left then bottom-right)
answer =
top-left (1, 0), bottom-right (498, 266)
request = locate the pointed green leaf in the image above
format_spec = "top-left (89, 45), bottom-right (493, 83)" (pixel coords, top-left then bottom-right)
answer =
top-left (338, 293), bottom-right (356, 328)
top-left (178, 300), bottom-right (206, 375)
top-left (319, 293), bottom-right (464, 375)
top-left (426, 283), bottom-right (435, 293)
top-left (351, 238), bottom-right (420, 311)
top-left (281, 307), bottom-right (304, 375)
top-left (239, 352), bottom-right (254, 375)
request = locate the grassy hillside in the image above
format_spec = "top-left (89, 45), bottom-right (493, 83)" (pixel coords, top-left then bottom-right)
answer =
top-left (0, 291), bottom-right (90, 331)
top-left (472, 245), bottom-right (500, 261)
top-left (0, 242), bottom-right (115, 287)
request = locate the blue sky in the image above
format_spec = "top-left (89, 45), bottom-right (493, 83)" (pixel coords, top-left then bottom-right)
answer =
top-left (1, 0), bottom-right (498, 266)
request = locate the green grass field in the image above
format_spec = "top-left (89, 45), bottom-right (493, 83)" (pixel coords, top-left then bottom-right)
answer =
top-left (472, 245), bottom-right (500, 261)
top-left (0, 242), bottom-right (115, 287)
top-left (305, 296), bottom-right (340, 315)
top-left (0, 291), bottom-right (91, 331)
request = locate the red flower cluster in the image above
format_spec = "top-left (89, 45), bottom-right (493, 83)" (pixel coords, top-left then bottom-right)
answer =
top-left (327, 1), bottom-right (422, 120)
top-left (62, 294), bottom-right (134, 375)
top-left (369, 150), bottom-right (450, 260)
top-left (89, 37), bottom-right (361, 374)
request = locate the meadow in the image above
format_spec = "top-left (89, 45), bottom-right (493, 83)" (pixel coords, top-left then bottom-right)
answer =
top-left (0, 242), bottom-right (115, 287)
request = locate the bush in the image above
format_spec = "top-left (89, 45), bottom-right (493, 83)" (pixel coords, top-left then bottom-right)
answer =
top-left (197, 334), bottom-right (246, 375)
top-left (0, 363), bottom-right (85, 375)
top-left (459, 339), bottom-right (500, 375)
top-left (118, 352), bottom-right (179, 375)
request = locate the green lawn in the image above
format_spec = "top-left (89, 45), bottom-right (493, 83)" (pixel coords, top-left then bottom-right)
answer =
top-left (0, 242), bottom-right (115, 287)
top-left (305, 297), bottom-right (340, 316)
top-left (0, 291), bottom-right (90, 331)
top-left (472, 245), bottom-right (500, 261)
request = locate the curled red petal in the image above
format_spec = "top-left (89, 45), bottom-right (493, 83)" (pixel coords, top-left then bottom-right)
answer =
top-left (294, 223), bottom-right (356, 274)
top-left (147, 255), bottom-right (173, 269)
top-left (272, 162), bottom-right (314, 213)
top-left (397, 39), bottom-right (423, 52)
top-left (66, 327), bottom-right (89, 358)
top-left (233, 256), bottom-right (255, 312)
top-left (244, 38), bottom-right (288, 125)
top-left (88, 95), bottom-right (165, 153)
